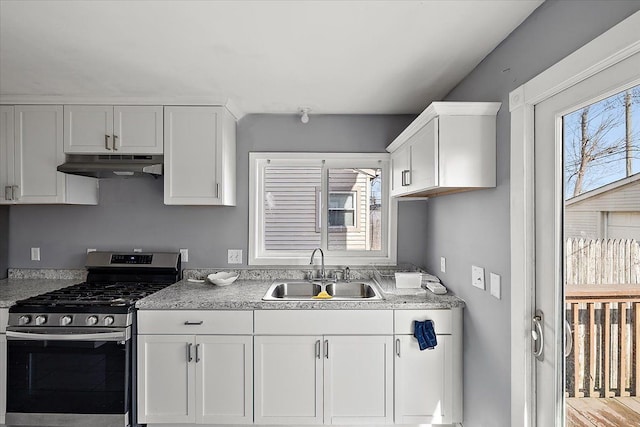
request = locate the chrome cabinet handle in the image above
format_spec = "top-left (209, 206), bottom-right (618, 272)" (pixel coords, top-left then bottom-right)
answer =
top-left (315, 340), bottom-right (321, 359)
top-left (12, 185), bottom-right (18, 201)
top-left (216, 183), bottom-right (220, 198)
top-left (187, 342), bottom-right (193, 362)
top-left (105, 135), bottom-right (111, 150)
top-left (401, 170), bottom-right (411, 186)
top-left (396, 338), bottom-right (401, 357)
top-left (5, 186), bottom-right (12, 200)
top-left (324, 339), bottom-right (329, 359)
top-left (113, 135), bottom-right (118, 151)
top-left (532, 312), bottom-right (544, 359)
top-left (564, 318), bottom-right (573, 358)
top-left (184, 321), bottom-right (203, 325)
top-left (195, 343), bottom-right (201, 363)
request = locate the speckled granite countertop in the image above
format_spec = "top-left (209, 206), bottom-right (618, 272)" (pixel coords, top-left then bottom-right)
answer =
top-left (0, 278), bottom-right (80, 308)
top-left (135, 278), bottom-right (465, 310)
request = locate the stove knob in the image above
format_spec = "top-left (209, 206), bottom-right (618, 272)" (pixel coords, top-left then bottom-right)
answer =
top-left (18, 315), bottom-right (31, 325)
top-left (86, 316), bottom-right (98, 326)
top-left (35, 315), bottom-right (47, 325)
top-left (60, 315), bottom-right (73, 326)
top-left (104, 316), bottom-right (115, 326)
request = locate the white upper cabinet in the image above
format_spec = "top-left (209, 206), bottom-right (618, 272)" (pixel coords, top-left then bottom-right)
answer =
top-left (388, 102), bottom-right (500, 198)
top-left (64, 105), bottom-right (163, 154)
top-left (0, 105), bottom-right (97, 205)
top-left (164, 106), bottom-right (236, 206)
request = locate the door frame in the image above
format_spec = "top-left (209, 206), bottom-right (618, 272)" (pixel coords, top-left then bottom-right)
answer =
top-left (509, 11), bottom-right (640, 427)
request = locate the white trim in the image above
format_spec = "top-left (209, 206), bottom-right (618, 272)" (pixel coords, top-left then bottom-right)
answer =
top-left (0, 96), bottom-right (244, 119)
top-left (248, 152), bottom-right (396, 266)
top-left (509, 10), bottom-right (640, 427)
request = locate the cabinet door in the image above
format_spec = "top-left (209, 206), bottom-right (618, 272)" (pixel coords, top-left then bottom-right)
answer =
top-left (113, 106), bottom-right (163, 154)
top-left (390, 142), bottom-right (410, 197)
top-left (254, 335), bottom-right (323, 425)
top-left (196, 335), bottom-right (253, 424)
top-left (394, 334), bottom-right (452, 424)
top-left (137, 335), bottom-right (196, 424)
top-left (14, 106), bottom-right (65, 203)
top-left (164, 106), bottom-right (222, 205)
top-left (323, 335), bottom-right (393, 425)
top-left (409, 117), bottom-right (438, 191)
top-left (1, 334), bottom-right (6, 425)
top-left (0, 106), bottom-right (15, 204)
top-left (64, 105), bottom-right (114, 153)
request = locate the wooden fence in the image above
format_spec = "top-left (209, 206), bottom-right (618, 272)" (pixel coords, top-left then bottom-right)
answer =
top-left (565, 238), bottom-right (640, 285)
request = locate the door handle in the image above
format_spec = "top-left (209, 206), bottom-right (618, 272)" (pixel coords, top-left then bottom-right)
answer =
top-left (216, 183), bottom-right (220, 198)
top-left (564, 318), bottom-right (573, 358)
top-left (195, 343), bottom-right (201, 363)
top-left (532, 311), bottom-right (544, 360)
top-left (113, 135), bottom-right (118, 151)
top-left (105, 135), bottom-right (112, 150)
top-left (324, 339), bottom-right (329, 359)
top-left (187, 342), bottom-right (193, 362)
top-left (315, 340), bottom-right (321, 359)
top-left (401, 170), bottom-right (411, 186)
top-left (396, 338), bottom-right (401, 357)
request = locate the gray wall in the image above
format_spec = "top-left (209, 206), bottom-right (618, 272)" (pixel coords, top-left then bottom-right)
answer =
top-left (423, 2), bottom-right (640, 426)
top-left (0, 206), bottom-right (8, 278)
top-left (8, 114), bottom-right (427, 268)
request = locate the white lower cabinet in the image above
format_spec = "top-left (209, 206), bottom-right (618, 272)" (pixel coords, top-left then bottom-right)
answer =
top-left (137, 310), bottom-right (253, 425)
top-left (393, 309), bottom-right (463, 425)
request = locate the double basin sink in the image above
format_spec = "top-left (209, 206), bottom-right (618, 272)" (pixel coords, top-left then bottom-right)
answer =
top-left (262, 280), bottom-right (384, 301)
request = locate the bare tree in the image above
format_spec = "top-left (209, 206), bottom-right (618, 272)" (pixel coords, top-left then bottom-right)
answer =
top-left (565, 87), bottom-right (640, 197)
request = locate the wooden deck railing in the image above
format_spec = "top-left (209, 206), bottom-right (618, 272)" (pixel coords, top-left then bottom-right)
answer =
top-left (566, 284), bottom-right (640, 398)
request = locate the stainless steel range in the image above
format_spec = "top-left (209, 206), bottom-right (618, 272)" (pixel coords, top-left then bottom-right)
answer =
top-left (6, 251), bottom-right (181, 427)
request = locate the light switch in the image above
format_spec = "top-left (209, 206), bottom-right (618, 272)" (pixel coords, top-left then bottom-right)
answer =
top-left (471, 265), bottom-right (485, 290)
top-left (180, 249), bottom-right (189, 262)
top-left (31, 247), bottom-right (40, 261)
top-left (133, 248), bottom-right (143, 253)
top-left (440, 257), bottom-right (446, 273)
top-left (490, 273), bottom-right (501, 299)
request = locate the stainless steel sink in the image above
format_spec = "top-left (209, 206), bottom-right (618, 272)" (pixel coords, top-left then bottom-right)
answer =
top-left (262, 280), bottom-right (383, 301)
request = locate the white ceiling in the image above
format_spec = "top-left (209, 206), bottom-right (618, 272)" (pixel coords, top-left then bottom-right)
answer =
top-left (0, 0), bottom-right (543, 115)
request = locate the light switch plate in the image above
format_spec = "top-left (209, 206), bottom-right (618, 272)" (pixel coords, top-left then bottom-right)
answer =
top-left (31, 247), bottom-right (40, 261)
top-left (490, 273), bottom-right (501, 299)
top-left (471, 265), bottom-right (485, 290)
top-left (87, 248), bottom-right (97, 253)
top-left (228, 249), bottom-right (242, 264)
top-left (180, 249), bottom-right (189, 263)
top-left (440, 257), bottom-right (446, 273)
top-left (133, 248), bottom-right (143, 253)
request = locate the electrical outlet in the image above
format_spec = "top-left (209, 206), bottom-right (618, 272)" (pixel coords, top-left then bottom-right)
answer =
top-left (133, 248), bottom-right (143, 253)
top-left (31, 247), bottom-right (40, 261)
top-left (490, 273), bottom-right (501, 299)
top-left (180, 248), bottom-right (189, 263)
top-left (440, 257), bottom-right (446, 273)
top-left (87, 248), bottom-right (97, 253)
top-left (471, 265), bottom-right (485, 290)
top-left (228, 249), bottom-right (242, 264)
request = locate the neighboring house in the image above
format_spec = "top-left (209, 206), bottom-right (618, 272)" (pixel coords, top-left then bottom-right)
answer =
top-left (264, 167), bottom-right (381, 252)
top-left (565, 172), bottom-right (640, 240)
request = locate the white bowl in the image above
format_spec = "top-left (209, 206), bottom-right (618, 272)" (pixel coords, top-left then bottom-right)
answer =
top-left (207, 271), bottom-right (239, 286)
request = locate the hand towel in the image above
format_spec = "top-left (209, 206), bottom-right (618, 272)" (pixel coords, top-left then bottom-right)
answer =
top-left (413, 320), bottom-right (437, 350)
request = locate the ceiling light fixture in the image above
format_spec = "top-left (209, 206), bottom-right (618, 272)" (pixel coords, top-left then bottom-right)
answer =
top-left (300, 107), bottom-right (311, 124)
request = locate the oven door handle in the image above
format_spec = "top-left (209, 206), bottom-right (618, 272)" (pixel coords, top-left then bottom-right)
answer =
top-left (6, 329), bottom-right (129, 342)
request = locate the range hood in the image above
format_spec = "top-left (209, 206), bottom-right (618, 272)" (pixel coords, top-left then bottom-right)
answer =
top-left (57, 154), bottom-right (163, 178)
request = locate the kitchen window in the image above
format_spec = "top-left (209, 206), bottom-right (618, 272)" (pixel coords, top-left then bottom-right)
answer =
top-left (249, 153), bottom-right (396, 265)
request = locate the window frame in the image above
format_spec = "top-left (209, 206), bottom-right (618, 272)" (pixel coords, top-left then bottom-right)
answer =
top-left (327, 190), bottom-right (358, 230)
top-left (249, 152), bottom-right (397, 265)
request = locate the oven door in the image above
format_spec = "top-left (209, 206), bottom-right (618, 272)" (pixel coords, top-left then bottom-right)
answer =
top-left (6, 327), bottom-right (131, 427)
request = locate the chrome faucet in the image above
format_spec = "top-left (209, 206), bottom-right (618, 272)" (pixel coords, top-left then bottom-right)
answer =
top-left (310, 248), bottom-right (325, 281)
top-left (344, 266), bottom-right (351, 282)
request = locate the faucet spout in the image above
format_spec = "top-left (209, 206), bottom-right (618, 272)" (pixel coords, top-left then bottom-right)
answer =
top-left (310, 248), bottom-right (325, 281)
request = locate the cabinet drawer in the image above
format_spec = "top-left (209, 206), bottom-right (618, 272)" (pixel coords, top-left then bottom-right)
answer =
top-left (394, 309), bottom-right (452, 335)
top-left (138, 310), bottom-right (253, 334)
top-left (255, 310), bottom-right (393, 335)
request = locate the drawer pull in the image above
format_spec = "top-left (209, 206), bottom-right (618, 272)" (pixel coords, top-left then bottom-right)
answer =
top-left (184, 321), bottom-right (204, 325)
